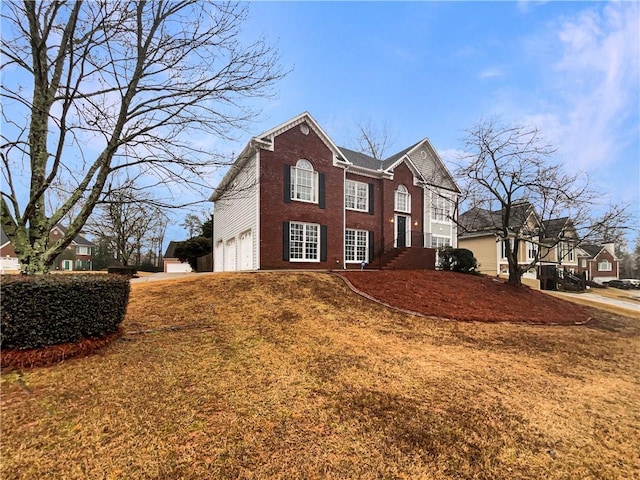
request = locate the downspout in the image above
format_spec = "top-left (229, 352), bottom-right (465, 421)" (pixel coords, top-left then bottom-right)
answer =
top-left (343, 164), bottom-right (347, 270)
top-left (379, 171), bottom-right (385, 270)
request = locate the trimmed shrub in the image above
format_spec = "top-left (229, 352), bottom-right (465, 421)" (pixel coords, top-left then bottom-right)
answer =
top-left (439, 247), bottom-right (478, 274)
top-left (1, 274), bottom-right (130, 349)
top-left (107, 265), bottom-right (138, 276)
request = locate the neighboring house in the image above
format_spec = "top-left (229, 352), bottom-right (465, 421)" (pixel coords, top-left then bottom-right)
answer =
top-left (576, 243), bottom-right (619, 284)
top-left (50, 225), bottom-right (95, 271)
top-left (0, 229), bottom-right (20, 273)
top-left (458, 203), bottom-right (579, 289)
top-left (163, 241), bottom-right (193, 273)
top-left (210, 112), bottom-right (460, 272)
top-left (0, 225), bottom-right (95, 272)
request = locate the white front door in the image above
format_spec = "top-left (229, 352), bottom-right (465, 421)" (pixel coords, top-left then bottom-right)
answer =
top-left (239, 230), bottom-right (253, 271)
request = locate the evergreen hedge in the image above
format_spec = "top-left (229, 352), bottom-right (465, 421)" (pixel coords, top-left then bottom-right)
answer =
top-left (1, 274), bottom-right (130, 349)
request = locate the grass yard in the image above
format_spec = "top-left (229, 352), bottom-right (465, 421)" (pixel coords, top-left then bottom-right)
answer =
top-left (1, 272), bottom-right (639, 479)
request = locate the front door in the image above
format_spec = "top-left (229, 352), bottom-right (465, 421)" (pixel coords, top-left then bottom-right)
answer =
top-left (396, 216), bottom-right (407, 248)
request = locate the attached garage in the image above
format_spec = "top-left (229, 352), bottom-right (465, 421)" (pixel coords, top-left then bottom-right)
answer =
top-left (214, 240), bottom-right (224, 272)
top-left (239, 230), bottom-right (253, 271)
top-left (224, 238), bottom-right (237, 271)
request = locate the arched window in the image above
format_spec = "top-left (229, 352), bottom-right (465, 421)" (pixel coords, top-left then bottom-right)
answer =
top-left (394, 184), bottom-right (410, 212)
top-left (291, 159), bottom-right (318, 203)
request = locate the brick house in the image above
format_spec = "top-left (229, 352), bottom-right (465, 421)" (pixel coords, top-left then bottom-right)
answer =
top-left (0, 225), bottom-right (95, 272)
top-left (576, 243), bottom-right (619, 284)
top-left (210, 112), bottom-right (460, 271)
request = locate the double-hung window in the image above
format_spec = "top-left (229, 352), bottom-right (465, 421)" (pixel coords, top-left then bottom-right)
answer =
top-left (597, 259), bottom-right (612, 271)
top-left (431, 194), bottom-right (451, 222)
top-left (559, 242), bottom-right (575, 262)
top-left (345, 180), bottom-right (368, 212)
top-left (526, 241), bottom-right (538, 261)
top-left (395, 185), bottom-right (410, 213)
top-left (345, 229), bottom-right (368, 263)
top-left (291, 159), bottom-right (318, 203)
top-left (430, 236), bottom-right (451, 249)
top-left (289, 222), bottom-right (319, 261)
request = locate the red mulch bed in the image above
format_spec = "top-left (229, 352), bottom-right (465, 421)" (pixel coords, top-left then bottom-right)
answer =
top-left (339, 270), bottom-right (592, 325)
top-left (0, 328), bottom-right (123, 371)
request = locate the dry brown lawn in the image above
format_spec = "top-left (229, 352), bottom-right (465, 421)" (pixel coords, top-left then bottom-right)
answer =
top-left (1, 272), bottom-right (639, 479)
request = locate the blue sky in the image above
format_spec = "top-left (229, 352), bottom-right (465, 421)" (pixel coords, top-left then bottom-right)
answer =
top-left (190, 0), bottom-right (639, 247)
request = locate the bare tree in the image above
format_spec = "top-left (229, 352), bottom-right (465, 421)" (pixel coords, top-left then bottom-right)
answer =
top-left (353, 118), bottom-right (397, 160)
top-left (86, 185), bottom-right (168, 266)
top-left (456, 118), bottom-right (628, 286)
top-left (0, 0), bottom-right (285, 273)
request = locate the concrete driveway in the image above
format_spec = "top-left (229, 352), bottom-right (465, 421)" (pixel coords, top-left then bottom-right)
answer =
top-left (130, 272), bottom-right (213, 283)
top-left (546, 290), bottom-right (639, 317)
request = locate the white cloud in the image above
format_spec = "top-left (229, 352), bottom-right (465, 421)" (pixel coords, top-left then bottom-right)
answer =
top-left (478, 67), bottom-right (505, 79)
top-left (550, 1), bottom-right (640, 171)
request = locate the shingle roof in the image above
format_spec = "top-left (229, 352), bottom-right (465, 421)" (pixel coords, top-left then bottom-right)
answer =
top-left (542, 217), bottom-right (569, 239)
top-left (164, 241), bottom-right (180, 258)
top-left (338, 146), bottom-right (384, 170)
top-left (458, 202), bottom-right (534, 234)
top-left (0, 229), bottom-right (8, 246)
top-left (53, 224), bottom-right (95, 246)
top-left (579, 243), bottom-right (603, 258)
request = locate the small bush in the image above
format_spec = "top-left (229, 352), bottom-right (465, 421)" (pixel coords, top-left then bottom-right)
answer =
top-left (107, 265), bottom-right (138, 276)
top-left (1, 274), bottom-right (130, 349)
top-left (439, 247), bottom-right (478, 274)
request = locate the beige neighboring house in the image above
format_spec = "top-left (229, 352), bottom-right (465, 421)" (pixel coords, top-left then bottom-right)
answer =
top-left (458, 203), bottom-right (579, 289)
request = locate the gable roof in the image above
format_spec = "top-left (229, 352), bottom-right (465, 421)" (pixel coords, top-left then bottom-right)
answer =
top-left (164, 241), bottom-right (180, 258)
top-left (211, 112), bottom-right (461, 201)
top-left (52, 224), bottom-right (96, 246)
top-left (542, 217), bottom-right (570, 239)
top-left (579, 243), bottom-right (604, 258)
top-left (459, 202), bottom-right (537, 235)
top-left (0, 225), bottom-right (95, 247)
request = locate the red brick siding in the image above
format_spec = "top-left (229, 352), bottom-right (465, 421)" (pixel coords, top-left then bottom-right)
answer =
top-left (259, 124), bottom-right (345, 269)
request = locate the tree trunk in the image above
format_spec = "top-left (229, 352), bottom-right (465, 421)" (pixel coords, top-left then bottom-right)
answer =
top-left (507, 261), bottom-right (522, 286)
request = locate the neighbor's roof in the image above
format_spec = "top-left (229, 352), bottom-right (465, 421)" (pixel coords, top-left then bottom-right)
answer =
top-left (458, 202), bottom-right (535, 235)
top-left (0, 229), bottom-right (8, 246)
top-left (542, 217), bottom-right (570, 239)
top-left (164, 241), bottom-right (180, 258)
top-left (579, 243), bottom-right (605, 258)
top-left (53, 224), bottom-right (96, 246)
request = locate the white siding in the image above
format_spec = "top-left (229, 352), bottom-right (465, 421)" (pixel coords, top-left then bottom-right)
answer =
top-left (213, 154), bottom-right (259, 271)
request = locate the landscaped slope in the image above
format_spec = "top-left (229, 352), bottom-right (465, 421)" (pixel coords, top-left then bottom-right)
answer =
top-left (1, 272), bottom-right (638, 480)
top-left (340, 270), bottom-right (592, 324)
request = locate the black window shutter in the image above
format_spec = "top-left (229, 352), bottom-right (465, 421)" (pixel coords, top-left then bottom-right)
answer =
top-left (319, 173), bottom-right (326, 209)
top-left (320, 225), bottom-right (327, 262)
top-left (368, 231), bottom-right (375, 263)
top-left (368, 183), bottom-right (375, 215)
top-left (284, 165), bottom-right (291, 203)
top-left (283, 222), bottom-right (290, 261)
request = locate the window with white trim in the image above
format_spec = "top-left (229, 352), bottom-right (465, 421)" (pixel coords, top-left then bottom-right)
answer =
top-left (289, 222), bottom-right (319, 261)
top-left (345, 229), bottom-right (368, 263)
top-left (430, 236), bottom-right (451, 249)
top-left (345, 180), bottom-right (368, 212)
top-left (431, 194), bottom-right (451, 222)
top-left (597, 259), bottom-right (612, 271)
top-left (500, 239), bottom-right (514, 259)
top-left (581, 258), bottom-right (587, 268)
top-left (395, 185), bottom-right (410, 213)
top-left (76, 245), bottom-right (91, 255)
top-left (291, 159), bottom-right (318, 203)
top-left (558, 242), bottom-right (575, 262)
top-left (526, 241), bottom-right (538, 261)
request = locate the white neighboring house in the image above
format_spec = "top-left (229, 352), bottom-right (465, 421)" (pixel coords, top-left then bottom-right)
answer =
top-left (163, 241), bottom-right (193, 273)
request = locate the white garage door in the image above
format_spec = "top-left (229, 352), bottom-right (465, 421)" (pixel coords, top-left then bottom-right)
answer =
top-left (239, 230), bottom-right (253, 271)
top-left (224, 238), bottom-right (237, 271)
top-left (214, 241), bottom-right (224, 272)
top-left (0, 257), bottom-right (20, 273)
top-left (166, 261), bottom-right (192, 273)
